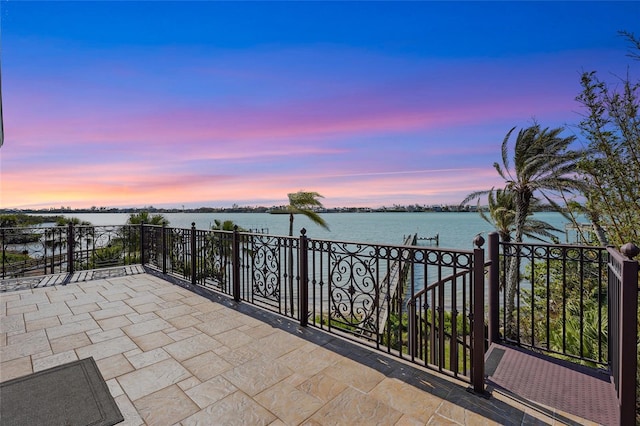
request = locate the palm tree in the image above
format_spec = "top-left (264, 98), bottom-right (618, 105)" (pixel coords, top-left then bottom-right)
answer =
top-left (475, 188), bottom-right (560, 243)
top-left (285, 191), bottom-right (329, 236)
top-left (283, 191), bottom-right (329, 315)
top-left (463, 124), bottom-right (585, 338)
top-left (126, 211), bottom-right (168, 226)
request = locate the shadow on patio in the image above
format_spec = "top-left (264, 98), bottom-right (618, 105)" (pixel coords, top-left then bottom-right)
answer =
top-left (0, 270), bottom-right (598, 425)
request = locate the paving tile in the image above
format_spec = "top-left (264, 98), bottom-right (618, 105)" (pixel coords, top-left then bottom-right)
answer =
top-left (91, 304), bottom-right (136, 321)
top-left (155, 305), bottom-right (199, 320)
top-left (195, 318), bottom-right (240, 336)
top-left (131, 330), bottom-right (174, 352)
top-left (75, 335), bottom-right (138, 361)
top-left (96, 353), bottom-right (135, 380)
top-left (0, 356), bottom-right (33, 381)
top-left (121, 317), bottom-right (172, 338)
top-left (255, 380), bottom-right (324, 425)
top-left (0, 314), bottom-right (25, 334)
top-left (50, 332), bottom-right (92, 354)
top-left (182, 351), bottom-right (233, 381)
top-left (126, 347), bottom-right (171, 369)
top-left (134, 384), bottom-right (200, 425)
top-left (322, 357), bottom-right (386, 393)
top-left (114, 394), bottom-right (145, 426)
top-left (106, 378), bottom-right (124, 397)
top-left (131, 302), bottom-right (161, 314)
top-left (1, 329), bottom-right (51, 362)
top-left (163, 333), bottom-right (219, 361)
top-left (222, 358), bottom-right (293, 396)
top-left (181, 391), bottom-right (277, 426)
top-left (97, 315), bottom-right (133, 331)
top-left (167, 326), bottom-right (201, 342)
top-left (297, 373), bottom-right (348, 403)
top-left (59, 312), bottom-right (94, 324)
top-left (178, 376), bottom-right (202, 392)
top-left (166, 314), bottom-right (202, 329)
top-left (125, 311), bottom-right (161, 324)
top-left (214, 329), bottom-right (255, 349)
top-left (33, 350), bottom-right (78, 372)
top-left (69, 302), bottom-right (100, 315)
top-left (6, 304), bottom-right (38, 316)
top-left (427, 413), bottom-right (460, 425)
top-left (277, 346), bottom-right (340, 378)
top-left (308, 386), bottom-right (403, 425)
top-left (88, 328), bottom-right (126, 343)
top-left (125, 292), bottom-right (166, 307)
top-left (25, 316), bottom-right (60, 333)
top-left (370, 378), bottom-right (443, 423)
top-left (45, 317), bottom-right (100, 340)
top-left (218, 345), bottom-right (261, 366)
top-left (117, 357), bottom-right (192, 401)
top-left (185, 375), bottom-right (238, 408)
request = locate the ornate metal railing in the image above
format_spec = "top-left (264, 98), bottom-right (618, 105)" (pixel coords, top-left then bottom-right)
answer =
top-left (138, 224), bottom-right (486, 385)
top-left (1, 224), bottom-right (139, 278)
top-left (493, 236), bottom-right (609, 365)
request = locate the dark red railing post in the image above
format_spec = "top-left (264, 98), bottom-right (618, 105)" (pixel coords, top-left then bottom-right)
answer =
top-left (617, 243), bottom-right (639, 425)
top-left (471, 235), bottom-right (486, 395)
top-left (190, 223), bottom-right (197, 285)
top-left (232, 226), bottom-right (241, 302)
top-left (487, 232), bottom-right (500, 345)
top-left (299, 228), bottom-right (309, 326)
top-left (139, 222), bottom-right (145, 266)
top-left (161, 222), bottom-right (167, 275)
top-left (2, 228), bottom-right (6, 279)
top-left (67, 222), bottom-right (75, 274)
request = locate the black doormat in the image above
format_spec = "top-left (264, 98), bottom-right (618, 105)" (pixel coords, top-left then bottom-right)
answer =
top-left (0, 357), bottom-right (124, 426)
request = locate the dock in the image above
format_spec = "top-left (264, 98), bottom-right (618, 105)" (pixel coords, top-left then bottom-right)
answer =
top-left (374, 233), bottom-right (417, 335)
top-left (417, 233), bottom-right (439, 246)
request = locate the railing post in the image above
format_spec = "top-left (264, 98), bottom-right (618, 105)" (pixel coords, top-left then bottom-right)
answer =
top-left (299, 228), bottom-right (309, 326)
top-left (161, 222), bottom-right (167, 275)
top-left (487, 232), bottom-right (500, 344)
top-left (471, 235), bottom-right (487, 395)
top-left (190, 223), bottom-right (197, 285)
top-left (232, 225), bottom-right (241, 302)
top-left (2, 228), bottom-right (6, 279)
top-left (140, 222), bottom-right (145, 266)
top-left (67, 223), bottom-right (75, 274)
top-left (618, 243), bottom-right (639, 425)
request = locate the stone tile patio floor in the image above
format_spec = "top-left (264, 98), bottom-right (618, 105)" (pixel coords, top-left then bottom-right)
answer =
top-left (0, 273), bottom-right (599, 425)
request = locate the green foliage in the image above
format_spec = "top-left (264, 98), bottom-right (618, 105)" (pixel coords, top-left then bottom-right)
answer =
top-left (285, 191), bottom-right (329, 236)
top-left (0, 214), bottom-right (63, 227)
top-left (519, 254), bottom-right (607, 365)
top-left (126, 211), bottom-right (169, 226)
top-left (573, 32), bottom-right (640, 248)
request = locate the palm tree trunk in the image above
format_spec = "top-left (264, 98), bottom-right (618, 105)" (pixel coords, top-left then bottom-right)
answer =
top-left (505, 191), bottom-right (531, 340)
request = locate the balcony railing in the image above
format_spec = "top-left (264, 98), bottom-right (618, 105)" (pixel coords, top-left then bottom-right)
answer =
top-left (2, 224), bottom-right (638, 422)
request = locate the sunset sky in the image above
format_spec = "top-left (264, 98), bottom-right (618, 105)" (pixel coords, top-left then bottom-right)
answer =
top-left (1, 1), bottom-right (638, 209)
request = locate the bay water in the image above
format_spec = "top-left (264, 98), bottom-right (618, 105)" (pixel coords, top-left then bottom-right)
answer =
top-left (50, 211), bottom-right (574, 249)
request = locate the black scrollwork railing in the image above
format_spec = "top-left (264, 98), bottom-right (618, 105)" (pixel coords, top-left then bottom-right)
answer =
top-left (0, 223), bottom-right (482, 383)
top-left (498, 241), bottom-right (608, 366)
top-left (0, 224), bottom-right (140, 279)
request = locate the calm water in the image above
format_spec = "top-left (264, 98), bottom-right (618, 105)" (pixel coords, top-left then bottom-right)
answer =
top-left (45, 212), bottom-right (574, 249)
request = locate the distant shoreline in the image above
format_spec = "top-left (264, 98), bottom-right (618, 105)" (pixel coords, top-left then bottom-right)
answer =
top-left (1, 204), bottom-right (561, 215)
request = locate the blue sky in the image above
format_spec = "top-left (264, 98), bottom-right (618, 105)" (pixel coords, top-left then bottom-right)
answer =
top-left (1, 1), bottom-right (638, 209)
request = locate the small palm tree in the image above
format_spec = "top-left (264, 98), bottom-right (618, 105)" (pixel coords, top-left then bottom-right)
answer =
top-left (126, 211), bottom-right (168, 226)
top-left (474, 188), bottom-right (560, 243)
top-left (285, 191), bottom-right (329, 236)
top-left (284, 191), bottom-right (329, 315)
